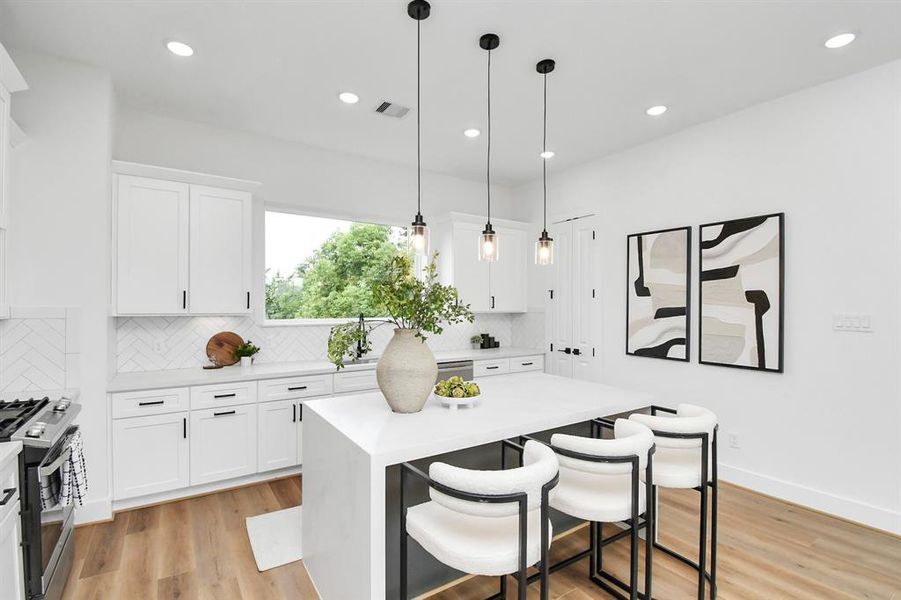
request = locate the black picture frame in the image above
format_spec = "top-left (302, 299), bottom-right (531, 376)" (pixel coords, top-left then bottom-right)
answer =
top-left (626, 226), bottom-right (692, 362)
top-left (698, 212), bottom-right (784, 373)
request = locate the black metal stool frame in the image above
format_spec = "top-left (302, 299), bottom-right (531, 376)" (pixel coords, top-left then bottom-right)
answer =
top-left (510, 421), bottom-right (656, 600)
top-left (399, 440), bottom-right (560, 600)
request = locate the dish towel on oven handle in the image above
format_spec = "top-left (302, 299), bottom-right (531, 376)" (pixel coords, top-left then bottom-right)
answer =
top-left (60, 430), bottom-right (88, 507)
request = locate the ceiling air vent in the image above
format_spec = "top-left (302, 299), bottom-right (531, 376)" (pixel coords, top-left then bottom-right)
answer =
top-left (375, 101), bottom-right (410, 119)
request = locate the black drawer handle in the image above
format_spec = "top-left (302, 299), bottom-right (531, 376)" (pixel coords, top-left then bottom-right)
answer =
top-left (299, 404), bottom-right (303, 422)
top-left (138, 400), bottom-right (165, 406)
top-left (288, 386), bottom-right (308, 391)
top-left (486, 366), bottom-right (500, 370)
top-left (213, 410), bottom-right (236, 417)
top-left (521, 362), bottom-right (534, 366)
top-left (213, 393), bottom-right (237, 399)
top-left (0, 488), bottom-right (15, 506)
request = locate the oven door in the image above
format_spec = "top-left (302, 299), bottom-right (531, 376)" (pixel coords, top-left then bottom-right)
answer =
top-left (23, 426), bottom-right (78, 600)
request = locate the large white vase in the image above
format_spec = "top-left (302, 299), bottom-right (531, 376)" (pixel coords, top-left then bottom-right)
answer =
top-left (376, 328), bottom-right (437, 413)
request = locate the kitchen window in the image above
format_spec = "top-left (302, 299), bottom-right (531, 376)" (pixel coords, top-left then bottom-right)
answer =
top-left (264, 210), bottom-right (411, 322)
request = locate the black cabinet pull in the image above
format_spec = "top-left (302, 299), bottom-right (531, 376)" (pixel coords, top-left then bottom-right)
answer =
top-left (557, 347), bottom-right (572, 354)
top-left (288, 386), bottom-right (308, 391)
top-left (490, 295), bottom-right (495, 309)
top-left (246, 291), bottom-right (250, 310)
top-left (183, 417), bottom-right (187, 439)
top-left (182, 290), bottom-right (187, 309)
top-left (0, 488), bottom-right (15, 506)
top-left (213, 393), bottom-right (237, 399)
top-left (293, 404), bottom-right (297, 423)
top-left (213, 410), bottom-right (236, 417)
top-left (521, 362), bottom-right (533, 366)
top-left (572, 348), bottom-right (581, 356)
top-left (299, 404), bottom-right (303, 422)
top-left (138, 400), bottom-right (165, 407)
top-left (486, 365), bottom-right (500, 370)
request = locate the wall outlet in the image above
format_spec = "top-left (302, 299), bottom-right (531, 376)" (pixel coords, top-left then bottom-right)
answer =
top-left (833, 313), bottom-right (873, 332)
top-left (153, 339), bottom-right (168, 354)
top-left (728, 433), bottom-right (741, 450)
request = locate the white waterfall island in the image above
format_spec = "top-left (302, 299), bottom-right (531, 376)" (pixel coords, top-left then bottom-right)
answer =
top-left (301, 372), bottom-right (652, 600)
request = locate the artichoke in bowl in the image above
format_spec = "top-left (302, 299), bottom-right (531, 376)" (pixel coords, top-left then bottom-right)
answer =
top-left (434, 376), bottom-right (481, 399)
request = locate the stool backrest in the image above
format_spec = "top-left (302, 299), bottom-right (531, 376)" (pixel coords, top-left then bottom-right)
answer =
top-left (630, 404), bottom-right (717, 449)
top-left (550, 419), bottom-right (653, 475)
top-left (428, 440), bottom-right (558, 518)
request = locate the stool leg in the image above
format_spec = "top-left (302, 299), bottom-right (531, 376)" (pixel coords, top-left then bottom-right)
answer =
top-left (698, 442), bottom-right (709, 600)
top-left (630, 470), bottom-right (639, 600)
top-left (645, 466), bottom-right (653, 599)
top-left (711, 431), bottom-right (719, 599)
top-left (400, 466), bottom-right (408, 600)
top-left (499, 575), bottom-right (506, 598)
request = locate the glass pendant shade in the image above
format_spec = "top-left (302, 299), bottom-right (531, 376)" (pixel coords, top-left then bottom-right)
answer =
top-left (479, 225), bottom-right (499, 262)
top-left (535, 231), bottom-right (554, 265)
top-left (410, 214), bottom-right (429, 257)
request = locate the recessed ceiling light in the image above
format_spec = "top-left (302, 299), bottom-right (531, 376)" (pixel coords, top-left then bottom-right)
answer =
top-left (463, 128), bottom-right (481, 138)
top-left (646, 105), bottom-right (668, 117)
top-left (338, 92), bottom-right (359, 104)
top-left (540, 150), bottom-right (555, 159)
top-left (166, 41), bottom-right (194, 57)
top-left (824, 32), bottom-right (856, 49)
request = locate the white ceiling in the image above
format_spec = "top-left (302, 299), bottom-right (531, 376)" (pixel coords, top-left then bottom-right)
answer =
top-left (2, 1), bottom-right (899, 186)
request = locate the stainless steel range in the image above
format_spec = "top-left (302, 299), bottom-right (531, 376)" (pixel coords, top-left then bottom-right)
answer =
top-left (0, 393), bottom-right (81, 600)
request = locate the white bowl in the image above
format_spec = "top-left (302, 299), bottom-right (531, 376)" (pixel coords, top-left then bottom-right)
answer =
top-left (433, 392), bottom-right (481, 410)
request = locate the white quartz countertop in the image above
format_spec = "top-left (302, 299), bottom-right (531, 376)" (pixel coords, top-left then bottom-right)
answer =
top-left (107, 347), bottom-right (544, 393)
top-left (304, 372), bottom-right (653, 465)
top-left (0, 441), bottom-right (22, 471)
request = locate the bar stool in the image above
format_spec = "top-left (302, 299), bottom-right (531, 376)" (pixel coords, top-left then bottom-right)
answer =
top-left (399, 440), bottom-right (560, 600)
top-left (535, 418), bottom-right (655, 600)
top-left (630, 404), bottom-right (718, 600)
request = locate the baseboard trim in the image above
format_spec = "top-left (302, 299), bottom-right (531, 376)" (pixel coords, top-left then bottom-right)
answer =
top-left (74, 498), bottom-right (113, 526)
top-left (719, 463), bottom-right (900, 536)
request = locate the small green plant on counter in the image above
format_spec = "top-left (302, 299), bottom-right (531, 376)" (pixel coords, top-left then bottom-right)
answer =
top-left (327, 253), bottom-right (474, 369)
top-left (470, 335), bottom-right (483, 344)
top-left (233, 341), bottom-right (261, 360)
top-left (434, 376), bottom-right (480, 399)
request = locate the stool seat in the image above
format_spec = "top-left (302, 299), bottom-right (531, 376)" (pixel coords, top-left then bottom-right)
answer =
top-left (552, 470), bottom-right (647, 523)
top-left (406, 497), bottom-right (553, 577)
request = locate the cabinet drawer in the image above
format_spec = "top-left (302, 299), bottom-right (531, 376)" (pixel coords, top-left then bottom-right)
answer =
top-left (258, 374), bottom-right (333, 403)
top-left (334, 369), bottom-right (378, 394)
top-left (474, 359), bottom-right (510, 377)
top-left (509, 355), bottom-right (544, 373)
top-left (112, 387), bottom-right (189, 419)
top-left (191, 381), bottom-right (256, 410)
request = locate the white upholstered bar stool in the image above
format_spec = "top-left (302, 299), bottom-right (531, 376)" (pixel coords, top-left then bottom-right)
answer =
top-left (630, 404), bottom-right (718, 600)
top-left (544, 419), bottom-right (655, 600)
top-left (400, 440), bottom-right (560, 600)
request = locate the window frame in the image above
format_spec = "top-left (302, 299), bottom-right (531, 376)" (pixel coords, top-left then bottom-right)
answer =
top-left (261, 204), bottom-right (409, 327)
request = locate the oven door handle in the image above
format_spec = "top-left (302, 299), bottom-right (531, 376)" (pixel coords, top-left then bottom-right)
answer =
top-left (39, 446), bottom-right (72, 478)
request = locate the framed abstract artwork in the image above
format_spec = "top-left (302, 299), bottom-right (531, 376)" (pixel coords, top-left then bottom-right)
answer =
top-left (699, 213), bottom-right (784, 372)
top-left (626, 226), bottom-right (691, 361)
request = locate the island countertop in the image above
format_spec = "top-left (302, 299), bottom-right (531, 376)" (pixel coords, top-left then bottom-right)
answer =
top-left (304, 371), bottom-right (653, 466)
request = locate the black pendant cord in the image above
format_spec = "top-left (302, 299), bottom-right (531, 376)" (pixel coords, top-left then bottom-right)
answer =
top-left (542, 71), bottom-right (547, 233)
top-left (416, 18), bottom-right (422, 217)
top-left (486, 47), bottom-right (492, 226)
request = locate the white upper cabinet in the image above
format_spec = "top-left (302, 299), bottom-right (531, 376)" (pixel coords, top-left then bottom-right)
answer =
top-left (112, 163), bottom-right (258, 316)
top-left (435, 214), bottom-right (528, 313)
top-left (189, 185), bottom-right (252, 314)
top-left (115, 175), bottom-right (190, 315)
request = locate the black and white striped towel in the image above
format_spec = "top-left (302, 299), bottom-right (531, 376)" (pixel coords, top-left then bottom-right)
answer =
top-left (60, 430), bottom-right (87, 507)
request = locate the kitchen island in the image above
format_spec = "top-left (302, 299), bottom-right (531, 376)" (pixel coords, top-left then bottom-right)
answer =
top-left (301, 372), bottom-right (652, 600)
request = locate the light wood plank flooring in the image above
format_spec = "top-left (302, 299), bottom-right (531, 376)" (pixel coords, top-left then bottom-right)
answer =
top-left (62, 477), bottom-right (901, 599)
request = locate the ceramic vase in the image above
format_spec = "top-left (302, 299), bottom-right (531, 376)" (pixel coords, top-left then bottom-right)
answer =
top-left (376, 328), bottom-right (437, 413)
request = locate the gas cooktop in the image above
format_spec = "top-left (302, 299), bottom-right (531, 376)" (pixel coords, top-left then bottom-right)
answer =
top-left (0, 397), bottom-right (49, 441)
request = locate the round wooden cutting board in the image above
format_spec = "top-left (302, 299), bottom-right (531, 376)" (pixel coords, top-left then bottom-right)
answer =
top-left (206, 331), bottom-right (244, 367)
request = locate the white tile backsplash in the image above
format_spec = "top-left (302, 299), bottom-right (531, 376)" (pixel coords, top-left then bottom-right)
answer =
top-left (0, 307), bottom-right (80, 394)
top-left (115, 313), bottom-right (518, 372)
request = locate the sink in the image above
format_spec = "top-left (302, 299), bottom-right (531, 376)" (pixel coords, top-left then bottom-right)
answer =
top-left (347, 356), bottom-right (380, 365)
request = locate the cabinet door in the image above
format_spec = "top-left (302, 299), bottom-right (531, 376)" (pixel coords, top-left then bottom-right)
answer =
top-left (190, 404), bottom-right (257, 486)
top-left (189, 185), bottom-right (252, 314)
top-left (489, 228), bottom-right (527, 312)
top-left (258, 399), bottom-right (298, 472)
top-left (112, 411), bottom-right (189, 500)
top-left (452, 222), bottom-right (489, 311)
top-left (115, 175), bottom-right (189, 315)
top-left (0, 499), bottom-right (25, 600)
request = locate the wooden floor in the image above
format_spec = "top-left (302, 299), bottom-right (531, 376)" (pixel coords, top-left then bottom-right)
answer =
top-left (62, 477), bottom-right (901, 600)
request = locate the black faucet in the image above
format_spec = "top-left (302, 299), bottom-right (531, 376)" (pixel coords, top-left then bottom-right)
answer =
top-left (355, 313), bottom-right (366, 359)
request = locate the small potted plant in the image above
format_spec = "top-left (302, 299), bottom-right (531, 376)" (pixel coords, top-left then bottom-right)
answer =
top-left (234, 340), bottom-right (260, 367)
top-left (470, 335), bottom-right (483, 350)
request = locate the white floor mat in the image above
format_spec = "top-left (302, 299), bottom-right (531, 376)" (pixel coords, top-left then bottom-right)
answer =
top-left (245, 505), bottom-right (303, 571)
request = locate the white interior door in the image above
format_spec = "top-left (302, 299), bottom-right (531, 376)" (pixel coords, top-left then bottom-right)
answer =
top-left (189, 185), bottom-right (252, 314)
top-left (548, 221), bottom-right (573, 377)
top-left (115, 175), bottom-right (189, 314)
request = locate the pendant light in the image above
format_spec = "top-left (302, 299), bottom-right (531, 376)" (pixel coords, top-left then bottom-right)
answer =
top-left (478, 33), bottom-right (500, 262)
top-left (535, 58), bottom-right (555, 266)
top-left (408, 0), bottom-right (430, 257)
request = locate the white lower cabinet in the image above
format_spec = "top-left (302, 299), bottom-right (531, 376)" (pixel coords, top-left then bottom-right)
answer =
top-left (0, 496), bottom-right (24, 600)
top-left (190, 404), bottom-right (257, 486)
top-left (112, 411), bottom-right (189, 501)
top-left (258, 399), bottom-right (299, 472)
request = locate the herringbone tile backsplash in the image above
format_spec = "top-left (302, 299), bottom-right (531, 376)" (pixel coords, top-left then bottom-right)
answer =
top-left (116, 314), bottom-right (519, 372)
top-left (0, 308), bottom-right (80, 394)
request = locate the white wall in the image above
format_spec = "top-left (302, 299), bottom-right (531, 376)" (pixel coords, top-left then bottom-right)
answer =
top-left (515, 61), bottom-right (901, 533)
top-left (7, 50), bottom-right (115, 523)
